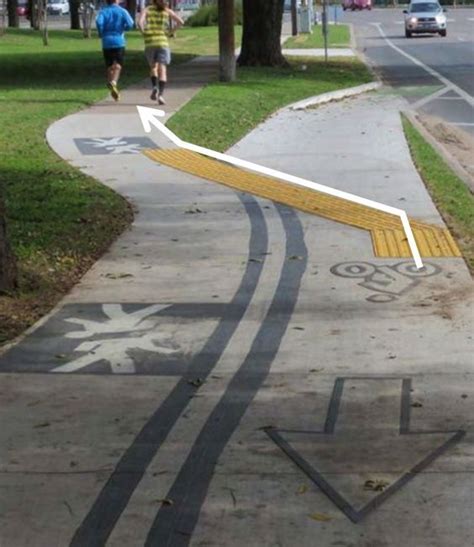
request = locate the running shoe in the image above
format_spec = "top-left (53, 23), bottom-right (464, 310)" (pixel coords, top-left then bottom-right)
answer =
top-left (158, 94), bottom-right (166, 105)
top-left (107, 82), bottom-right (120, 102)
top-left (150, 88), bottom-right (158, 101)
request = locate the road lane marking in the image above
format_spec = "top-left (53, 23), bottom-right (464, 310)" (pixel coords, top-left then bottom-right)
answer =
top-left (412, 85), bottom-right (451, 109)
top-left (372, 23), bottom-right (474, 107)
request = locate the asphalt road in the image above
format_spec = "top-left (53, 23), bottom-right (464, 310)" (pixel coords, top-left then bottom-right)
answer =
top-left (344, 7), bottom-right (474, 136)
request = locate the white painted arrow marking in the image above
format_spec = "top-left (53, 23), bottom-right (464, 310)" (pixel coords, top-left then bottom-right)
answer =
top-left (137, 106), bottom-right (424, 269)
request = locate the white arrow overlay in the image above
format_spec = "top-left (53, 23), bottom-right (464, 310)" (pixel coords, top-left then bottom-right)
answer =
top-left (137, 106), bottom-right (424, 269)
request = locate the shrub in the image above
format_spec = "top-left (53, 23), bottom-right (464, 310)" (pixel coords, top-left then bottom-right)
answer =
top-left (186, 2), bottom-right (242, 27)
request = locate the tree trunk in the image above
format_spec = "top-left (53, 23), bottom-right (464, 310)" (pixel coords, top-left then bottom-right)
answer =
top-left (70, 0), bottom-right (80, 29)
top-left (81, 1), bottom-right (94, 38)
top-left (127, 0), bottom-right (136, 20)
top-left (218, 0), bottom-right (235, 82)
top-left (7, 0), bottom-right (19, 28)
top-left (238, 0), bottom-right (287, 67)
top-left (28, 0), bottom-right (40, 29)
top-left (0, 194), bottom-right (18, 295)
top-left (0, 0), bottom-right (6, 34)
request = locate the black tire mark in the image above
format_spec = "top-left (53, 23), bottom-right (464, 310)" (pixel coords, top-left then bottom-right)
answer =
top-left (69, 194), bottom-right (268, 547)
top-left (145, 204), bottom-right (307, 546)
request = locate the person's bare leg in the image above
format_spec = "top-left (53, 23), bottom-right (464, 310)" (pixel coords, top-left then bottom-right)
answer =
top-left (112, 62), bottom-right (122, 84)
top-left (107, 62), bottom-right (121, 101)
top-left (158, 64), bottom-right (167, 105)
top-left (150, 63), bottom-right (159, 101)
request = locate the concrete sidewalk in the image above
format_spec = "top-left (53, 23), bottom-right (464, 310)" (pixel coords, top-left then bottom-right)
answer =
top-left (0, 53), bottom-right (472, 547)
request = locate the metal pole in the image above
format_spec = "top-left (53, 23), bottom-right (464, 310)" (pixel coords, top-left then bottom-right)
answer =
top-left (291, 0), bottom-right (298, 36)
top-left (322, 0), bottom-right (328, 64)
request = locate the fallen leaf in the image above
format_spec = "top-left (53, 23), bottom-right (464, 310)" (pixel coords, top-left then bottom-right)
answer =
top-left (288, 255), bottom-right (304, 261)
top-left (411, 401), bottom-right (423, 408)
top-left (309, 512), bottom-right (332, 522)
top-left (155, 498), bottom-right (174, 506)
top-left (188, 378), bottom-right (204, 388)
top-left (297, 485), bottom-right (308, 495)
top-left (34, 422), bottom-right (51, 429)
top-left (364, 479), bottom-right (390, 492)
top-left (104, 273), bottom-right (134, 279)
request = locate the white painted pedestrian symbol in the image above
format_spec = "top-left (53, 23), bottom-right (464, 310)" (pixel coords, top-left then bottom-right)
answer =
top-left (84, 137), bottom-right (143, 155)
top-left (52, 304), bottom-right (178, 374)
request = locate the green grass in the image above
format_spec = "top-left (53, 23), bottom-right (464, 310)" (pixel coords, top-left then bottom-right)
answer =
top-left (283, 25), bottom-right (351, 49)
top-left (0, 26), bottom-right (220, 343)
top-left (173, 25), bottom-right (242, 56)
top-left (402, 116), bottom-right (474, 271)
top-left (0, 27), bottom-right (369, 344)
top-left (168, 57), bottom-right (372, 152)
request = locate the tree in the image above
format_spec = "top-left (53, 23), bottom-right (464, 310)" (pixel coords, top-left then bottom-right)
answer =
top-left (70, 0), bottom-right (80, 29)
top-left (238, 0), bottom-right (286, 67)
top-left (81, 1), bottom-right (95, 38)
top-left (7, 0), bottom-right (19, 28)
top-left (218, 0), bottom-right (235, 82)
top-left (37, 0), bottom-right (49, 44)
top-left (0, 194), bottom-right (17, 295)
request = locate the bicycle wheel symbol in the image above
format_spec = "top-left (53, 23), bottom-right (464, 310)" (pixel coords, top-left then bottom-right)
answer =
top-left (330, 262), bottom-right (377, 279)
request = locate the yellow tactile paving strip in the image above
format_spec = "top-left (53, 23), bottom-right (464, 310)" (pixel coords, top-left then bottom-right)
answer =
top-left (144, 148), bottom-right (461, 259)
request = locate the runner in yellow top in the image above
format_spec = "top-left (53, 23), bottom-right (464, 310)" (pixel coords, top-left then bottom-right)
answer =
top-left (138, 0), bottom-right (184, 105)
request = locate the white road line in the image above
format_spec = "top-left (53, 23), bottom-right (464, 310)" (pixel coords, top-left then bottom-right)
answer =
top-left (412, 85), bottom-right (450, 109)
top-left (457, 37), bottom-right (465, 42)
top-left (137, 106), bottom-right (424, 269)
top-left (372, 23), bottom-right (474, 108)
top-left (447, 122), bottom-right (474, 127)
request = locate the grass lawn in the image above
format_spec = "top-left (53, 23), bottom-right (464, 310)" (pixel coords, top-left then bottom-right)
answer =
top-left (168, 57), bottom-right (371, 152)
top-left (283, 24), bottom-right (351, 49)
top-left (402, 117), bottom-right (474, 272)
top-left (0, 27), bottom-right (369, 345)
top-left (0, 27), bottom-right (210, 344)
top-left (174, 24), bottom-right (242, 55)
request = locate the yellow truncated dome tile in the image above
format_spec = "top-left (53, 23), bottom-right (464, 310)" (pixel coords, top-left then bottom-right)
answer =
top-left (144, 148), bottom-right (461, 259)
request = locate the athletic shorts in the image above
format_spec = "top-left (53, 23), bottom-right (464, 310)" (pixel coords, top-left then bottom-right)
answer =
top-left (145, 47), bottom-right (171, 66)
top-left (103, 47), bottom-right (125, 67)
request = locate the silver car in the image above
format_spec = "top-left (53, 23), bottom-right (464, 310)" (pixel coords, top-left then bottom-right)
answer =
top-left (404, 0), bottom-right (447, 38)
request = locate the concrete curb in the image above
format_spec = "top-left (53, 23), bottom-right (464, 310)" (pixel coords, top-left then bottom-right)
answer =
top-left (402, 110), bottom-right (474, 193)
top-left (289, 81), bottom-right (382, 111)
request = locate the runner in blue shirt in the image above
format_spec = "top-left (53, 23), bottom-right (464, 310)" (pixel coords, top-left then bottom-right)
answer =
top-left (96, 0), bottom-right (135, 101)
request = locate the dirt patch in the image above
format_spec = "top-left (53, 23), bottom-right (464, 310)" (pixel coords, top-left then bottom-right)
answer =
top-left (412, 283), bottom-right (474, 322)
top-left (419, 114), bottom-right (474, 184)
